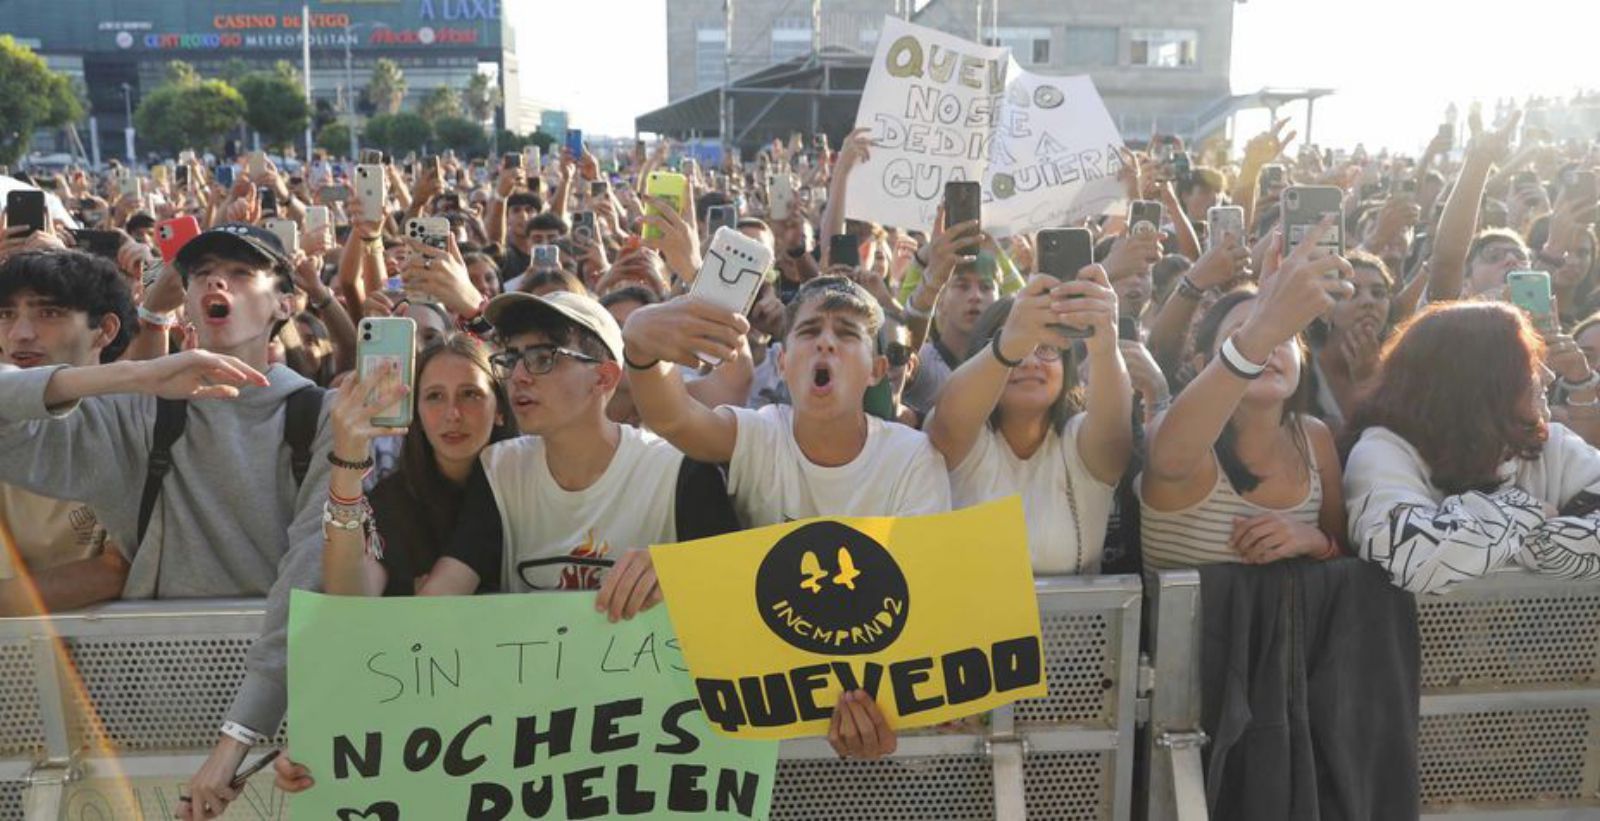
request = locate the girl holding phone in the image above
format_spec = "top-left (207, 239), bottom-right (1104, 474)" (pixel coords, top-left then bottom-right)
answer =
top-left (924, 263), bottom-right (1133, 575)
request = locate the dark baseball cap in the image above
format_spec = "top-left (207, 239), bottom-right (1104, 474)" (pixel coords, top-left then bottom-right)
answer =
top-left (173, 223), bottom-right (294, 291)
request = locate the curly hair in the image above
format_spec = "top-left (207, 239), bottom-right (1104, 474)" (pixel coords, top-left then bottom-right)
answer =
top-left (1345, 301), bottom-right (1547, 495)
top-left (0, 250), bottom-right (137, 363)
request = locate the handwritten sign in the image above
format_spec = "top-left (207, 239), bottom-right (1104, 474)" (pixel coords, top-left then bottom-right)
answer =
top-left (287, 592), bottom-right (778, 820)
top-left (651, 498), bottom-right (1046, 740)
top-left (845, 16), bottom-right (1126, 236)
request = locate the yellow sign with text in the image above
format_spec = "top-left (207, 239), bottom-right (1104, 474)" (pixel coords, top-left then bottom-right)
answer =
top-left (650, 497), bottom-right (1046, 740)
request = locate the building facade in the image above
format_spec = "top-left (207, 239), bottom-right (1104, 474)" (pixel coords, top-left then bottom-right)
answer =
top-left (664, 0), bottom-right (1237, 138)
top-left (3, 0), bottom-right (525, 159)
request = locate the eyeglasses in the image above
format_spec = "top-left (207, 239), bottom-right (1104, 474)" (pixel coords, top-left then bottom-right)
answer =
top-left (884, 342), bottom-right (912, 368)
top-left (490, 344), bottom-right (602, 376)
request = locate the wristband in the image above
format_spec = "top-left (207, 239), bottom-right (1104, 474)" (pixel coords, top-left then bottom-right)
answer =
top-left (322, 500), bottom-right (367, 531)
top-left (623, 351), bottom-right (661, 371)
top-left (989, 333), bottom-right (1023, 368)
top-left (220, 721), bottom-right (268, 747)
top-left (1219, 334), bottom-right (1267, 379)
top-left (1175, 276), bottom-right (1205, 301)
top-left (1558, 370), bottom-right (1600, 393)
top-left (327, 451), bottom-right (375, 471)
top-left (138, 306), bottom-right (177, 327)
top-left (308, 292), bottom-right (334, 312)
top-left (462, 313), bottom-right (494, 338)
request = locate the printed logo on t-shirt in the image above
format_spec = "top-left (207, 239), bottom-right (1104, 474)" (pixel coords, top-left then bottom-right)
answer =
top-left (516, 529), bottom-right (615, 591)
top-left (754, 521), bottom-right (910, 655)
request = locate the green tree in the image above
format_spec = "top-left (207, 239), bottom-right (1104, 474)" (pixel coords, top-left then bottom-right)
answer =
top-left (218, 57), bottom-right (253, 85)
top-left (235, 72), bottom-right (310, 152)
top-left (433, 116), bottom-right (486, 156)
top-left (495, 129), bottom-right (528, 152)
top-left (527, 130), bottom-right (556, 154)
top-left (315, 123), bottom-right (352, 157)
top-left (363, 112), bottom-right (431, 156)
top-left (273, 60), bottom-right (300, 84)
top-left (364, 58), bottom-right (407, 115)
top-left (417, 86), bottom-right (461, 122)
top-left (163, 60), bottom-right (200, 87)
top-left (135, 80), bottom-right (245, 155)
top-left (463, 73), bottom-right (502, 123)
top-left (0, 36), bottom-right (84, 165)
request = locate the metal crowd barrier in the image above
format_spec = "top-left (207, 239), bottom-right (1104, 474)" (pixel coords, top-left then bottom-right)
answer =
top-left (0, 575), bottom-right (1145, 821)
top-left (1145, 568), bottom-right (1600, 821)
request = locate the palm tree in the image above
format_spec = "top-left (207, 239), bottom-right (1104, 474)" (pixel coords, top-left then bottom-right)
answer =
top-left (463, 72), bottom-right (502, 123)
top-left (364, 58), bottom-right (407, 115)
top-left (418, 86), bottom-right (461, 122)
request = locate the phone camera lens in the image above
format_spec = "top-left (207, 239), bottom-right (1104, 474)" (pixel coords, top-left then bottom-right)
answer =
top-left (361, 333), bottom-right (372, 342)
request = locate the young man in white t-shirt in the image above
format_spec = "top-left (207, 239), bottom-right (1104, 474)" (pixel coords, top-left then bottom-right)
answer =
top-left (419, 291), bottom-right (739, 621)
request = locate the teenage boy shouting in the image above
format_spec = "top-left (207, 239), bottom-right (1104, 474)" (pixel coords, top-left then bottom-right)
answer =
top-left (0, 250), bottom-right (136, 615)
top-left (0, 225), bottom-right (334, 820)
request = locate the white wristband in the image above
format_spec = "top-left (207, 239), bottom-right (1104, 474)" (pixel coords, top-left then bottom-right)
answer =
top-left (220, 720), bottom-right (267, 746)
top-left (1219, 335), bottom-right (1268, 379)
top-left (138, 306), bottom-right (176, 327)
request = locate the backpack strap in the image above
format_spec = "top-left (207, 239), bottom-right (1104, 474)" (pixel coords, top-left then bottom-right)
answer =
top-left (137, 398), bottom-right (189, 547)
top-left (284, 386), bottom-right (326, 486)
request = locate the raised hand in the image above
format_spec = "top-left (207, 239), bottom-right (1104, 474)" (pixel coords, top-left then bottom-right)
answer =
top-left (622, 296), bottom-right (750, 369)
top-left (1236, 219), bottom-right (1354, 359)
top-left (137, 350), bottom-right (269, 401)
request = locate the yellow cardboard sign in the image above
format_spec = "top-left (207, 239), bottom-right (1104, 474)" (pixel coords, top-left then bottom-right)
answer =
top-left (650, 497), bottom-right (1046, 739)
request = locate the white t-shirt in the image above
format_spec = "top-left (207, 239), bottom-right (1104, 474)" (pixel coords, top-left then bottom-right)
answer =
top-left (727, 404), bottom-right (951, 526)
top-left (946, 413), bottom-right (1115, 575)
top-left (467, 426), bottom-right (686, 592)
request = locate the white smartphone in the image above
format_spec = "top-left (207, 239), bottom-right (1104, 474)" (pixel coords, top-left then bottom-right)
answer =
top-left (1207, 205), bottom-right (1245, 252)
top-left (524, 145), bottom-right (541, 172)
top-left (304, 206), bottom-right (330, 240)
top-left (262, 217), bottom-right (300, 256)
top-left (248, 152), bottom-right (268, 180)
top-left (118, 175), bottom-right (140, 199)
top-left (354, 164), bottom-right (386, 214)
top-left (404, 216), bottom-right (450, 250)
top-left (769, 174), bottom-right (796, 221)
top-left (689, 227), bottom-right (774, 365)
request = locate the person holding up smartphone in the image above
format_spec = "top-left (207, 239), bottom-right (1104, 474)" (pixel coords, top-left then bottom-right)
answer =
top-left (924, 261), bottom-right (1132, 575)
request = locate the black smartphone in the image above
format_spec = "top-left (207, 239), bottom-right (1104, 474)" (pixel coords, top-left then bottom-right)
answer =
top-left (1129, 200), bottom-right (1163, 236)
top-left (175, 165), bottom-right (190, 188)
top-left (706, 204), bottom-right (736, 235)
top-left (828, 234), bottom-right (861, 269)
top-left (71, 229), bottom-right (123, 259)
top-left (4, 190), bottom-right (47, 235)
top-left (1260, 164), bottom-right (1286, 194)
top-left (258, 186), bottom-right (278, 216)
top-left (944, 180), bottom-right (981, 257)
top-left (1118, 315), bottom-right (1140, 342)
top-left (1037, 227), bottom-right (1095, 339)
top-left (216, 165), bottom-right (235, 188)
top-left (589, 180), bottom-right (607, 198)
top-left (502, 152), bottom-right (522, 169)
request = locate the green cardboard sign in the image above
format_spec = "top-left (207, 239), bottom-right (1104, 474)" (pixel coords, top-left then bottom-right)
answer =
top-left (288, 591), bottom-right (778, 820)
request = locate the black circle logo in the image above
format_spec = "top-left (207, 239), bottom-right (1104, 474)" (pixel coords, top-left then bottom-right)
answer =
top-left (1033, 84), bottom-right (1065, 109)
top-left (755, 521), bottom-right (910, 655)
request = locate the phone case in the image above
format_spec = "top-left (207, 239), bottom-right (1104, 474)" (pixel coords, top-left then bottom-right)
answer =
top-left (1129, 201), bottom-right (1163, 236)
top-left (304, 206), bottom-right (330, 237)
top-left (155, 216), bottom-right (201, 262)
top-left (405, 217), bottom-right (450, 250)
top-left (1282, 186), bottom-right (1344, 256)
top-left (5, 191), bottom-right (47, 234)
top-left (357, 317), bottom-right (417, 429)
top-left (1037, 228), bottom-right (1095, 339)
top-left (263, 218), bottom-right (299, 256)
top-left (572, 211), bottom-right (597, 242)
top-left (693, 226), bottom-right (774, 317)
top-left (355, 164), bottom-right (386, 214)
top-left (944, 181), bottom-right (982, 230)
top-left (769, 174), bottom-right (796, 222)
top-left (643, 171), bottom-right (688, 241)
top-left (118, 176), bottom-right (140, 198)
top-left (1507, 270), bottom-right (1554, 322)
top-left (1207, 206), bottom-right (1245, 251)
top-left (532, 245), bottom-right (560, 271)
top-left (249, 153), bottom-right (267, 179)
top-left (565, 129), bottom-right (584, 157)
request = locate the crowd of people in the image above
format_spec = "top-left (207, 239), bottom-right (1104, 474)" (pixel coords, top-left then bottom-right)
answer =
top-left (2, 100), bottom-right (1600, 818)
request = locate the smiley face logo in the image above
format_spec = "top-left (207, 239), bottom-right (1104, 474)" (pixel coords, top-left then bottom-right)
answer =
top-left (756, 521), bottom-right (910, 655)
top-left (1033, 84), bottom-right (1065, 109)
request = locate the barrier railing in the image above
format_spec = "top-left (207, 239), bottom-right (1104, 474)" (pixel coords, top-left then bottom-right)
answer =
top-left (0, 575), bottom-right (1145, 821)
top-left (1144, 568), bottom-right (1600, 821)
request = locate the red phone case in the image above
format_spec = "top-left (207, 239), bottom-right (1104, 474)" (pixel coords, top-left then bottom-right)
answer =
top-left (155, 216), bottom-right (201, 263)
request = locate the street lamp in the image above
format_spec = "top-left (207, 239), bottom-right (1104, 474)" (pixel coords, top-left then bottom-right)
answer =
top-left (341, 22), bottom-right (387, 161)
top-left (120, 82), bottom-right (135, 164)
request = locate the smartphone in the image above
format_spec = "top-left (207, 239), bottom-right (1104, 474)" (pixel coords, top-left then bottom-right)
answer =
top-left (423, 155), bottom-right (440, 174)
top-left (1036, 227), bottom-right (1095, 339)
top-left (589, 180), bottom-right (607, 198)
top-left (502, 152), bottom-right (522, 170)
top-left (532, 244), bottom-right (560, 272)
top-left (263, 217), bottom-right (300, 256)
top-left (155, 215), bottom-right (201, 262)
top-left (216, 165), bottom-right (235, 188)
top-left (4, 190), bottom-right (46, 235)
top-left (248, 152), bottom-right (267, 180)
top-left (943, 181), bottom-right (981, 257)
top-left (1207, 205), bottom-right (1245, 251)
top-left (643, 171), bottom-right (688, 241)
top-left (572, 211), bottom-right (598, 245)
top-left (1172, 152), bottom-right (1192, 182)
top-left (1259, 164), bottom-right (1286, 194)
top-left (768, 174), bottom-right (797, 222)
top-left (828, 234), bottom-right (862, 269)
top-left (405, 216), bottom-right (450, 251)
top-left (319, 184), bottom-right (350, 203)
top-left (565, 129), bottom-right (584, 159)
top-left (706, 204), bottom-right (737, 235)
top-left (1118, 315), bottom-right (1141, 342)
top-left (1281, 186), bottom-right (1345, 256)
top-left (524, 146), bottom-right (541, 172)
top-left (175, 164), bottom-right (190, 188)
top-left (355, 164), bottom-right (386, 213)
top-left (118, 175), bottom-right (141, 199)
top-left (1507, 270), bottom-right (1555, 328)
top-left (692, 225), bottom-right (775, 329)
top-left (357, 317), bottom-right (417, 428)
top-left (259, 187), bottom-right (279, 216)
top-left (305, 205), bottom-right (330, 238)
top-left (1129, 200), bottom-right (1163, 237)
top-left (362, 149), bottom-right (385, 166)
top-left (71, 229), bottom-right (123, 259)
top-left (179, 150), bottom-right (196, 165)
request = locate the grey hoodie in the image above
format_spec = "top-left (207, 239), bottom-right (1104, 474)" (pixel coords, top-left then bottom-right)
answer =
top-left (0, 363), bottom-right (332, 735)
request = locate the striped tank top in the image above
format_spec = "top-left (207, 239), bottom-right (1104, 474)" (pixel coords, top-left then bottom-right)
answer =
top-left (1137, 439), bottom-right (1323, 570)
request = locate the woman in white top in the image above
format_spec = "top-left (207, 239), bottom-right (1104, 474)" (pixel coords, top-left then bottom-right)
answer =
top-left (1345, 301), bottom-right (1600, 594)
top-left (925, 264), bottom-right (1133, 574)
top-left (1140, 224), bottom-right (1352, 570)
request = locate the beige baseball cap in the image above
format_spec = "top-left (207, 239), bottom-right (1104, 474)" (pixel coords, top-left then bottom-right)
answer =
top-left (484, 291), bottom-right (624, 361)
